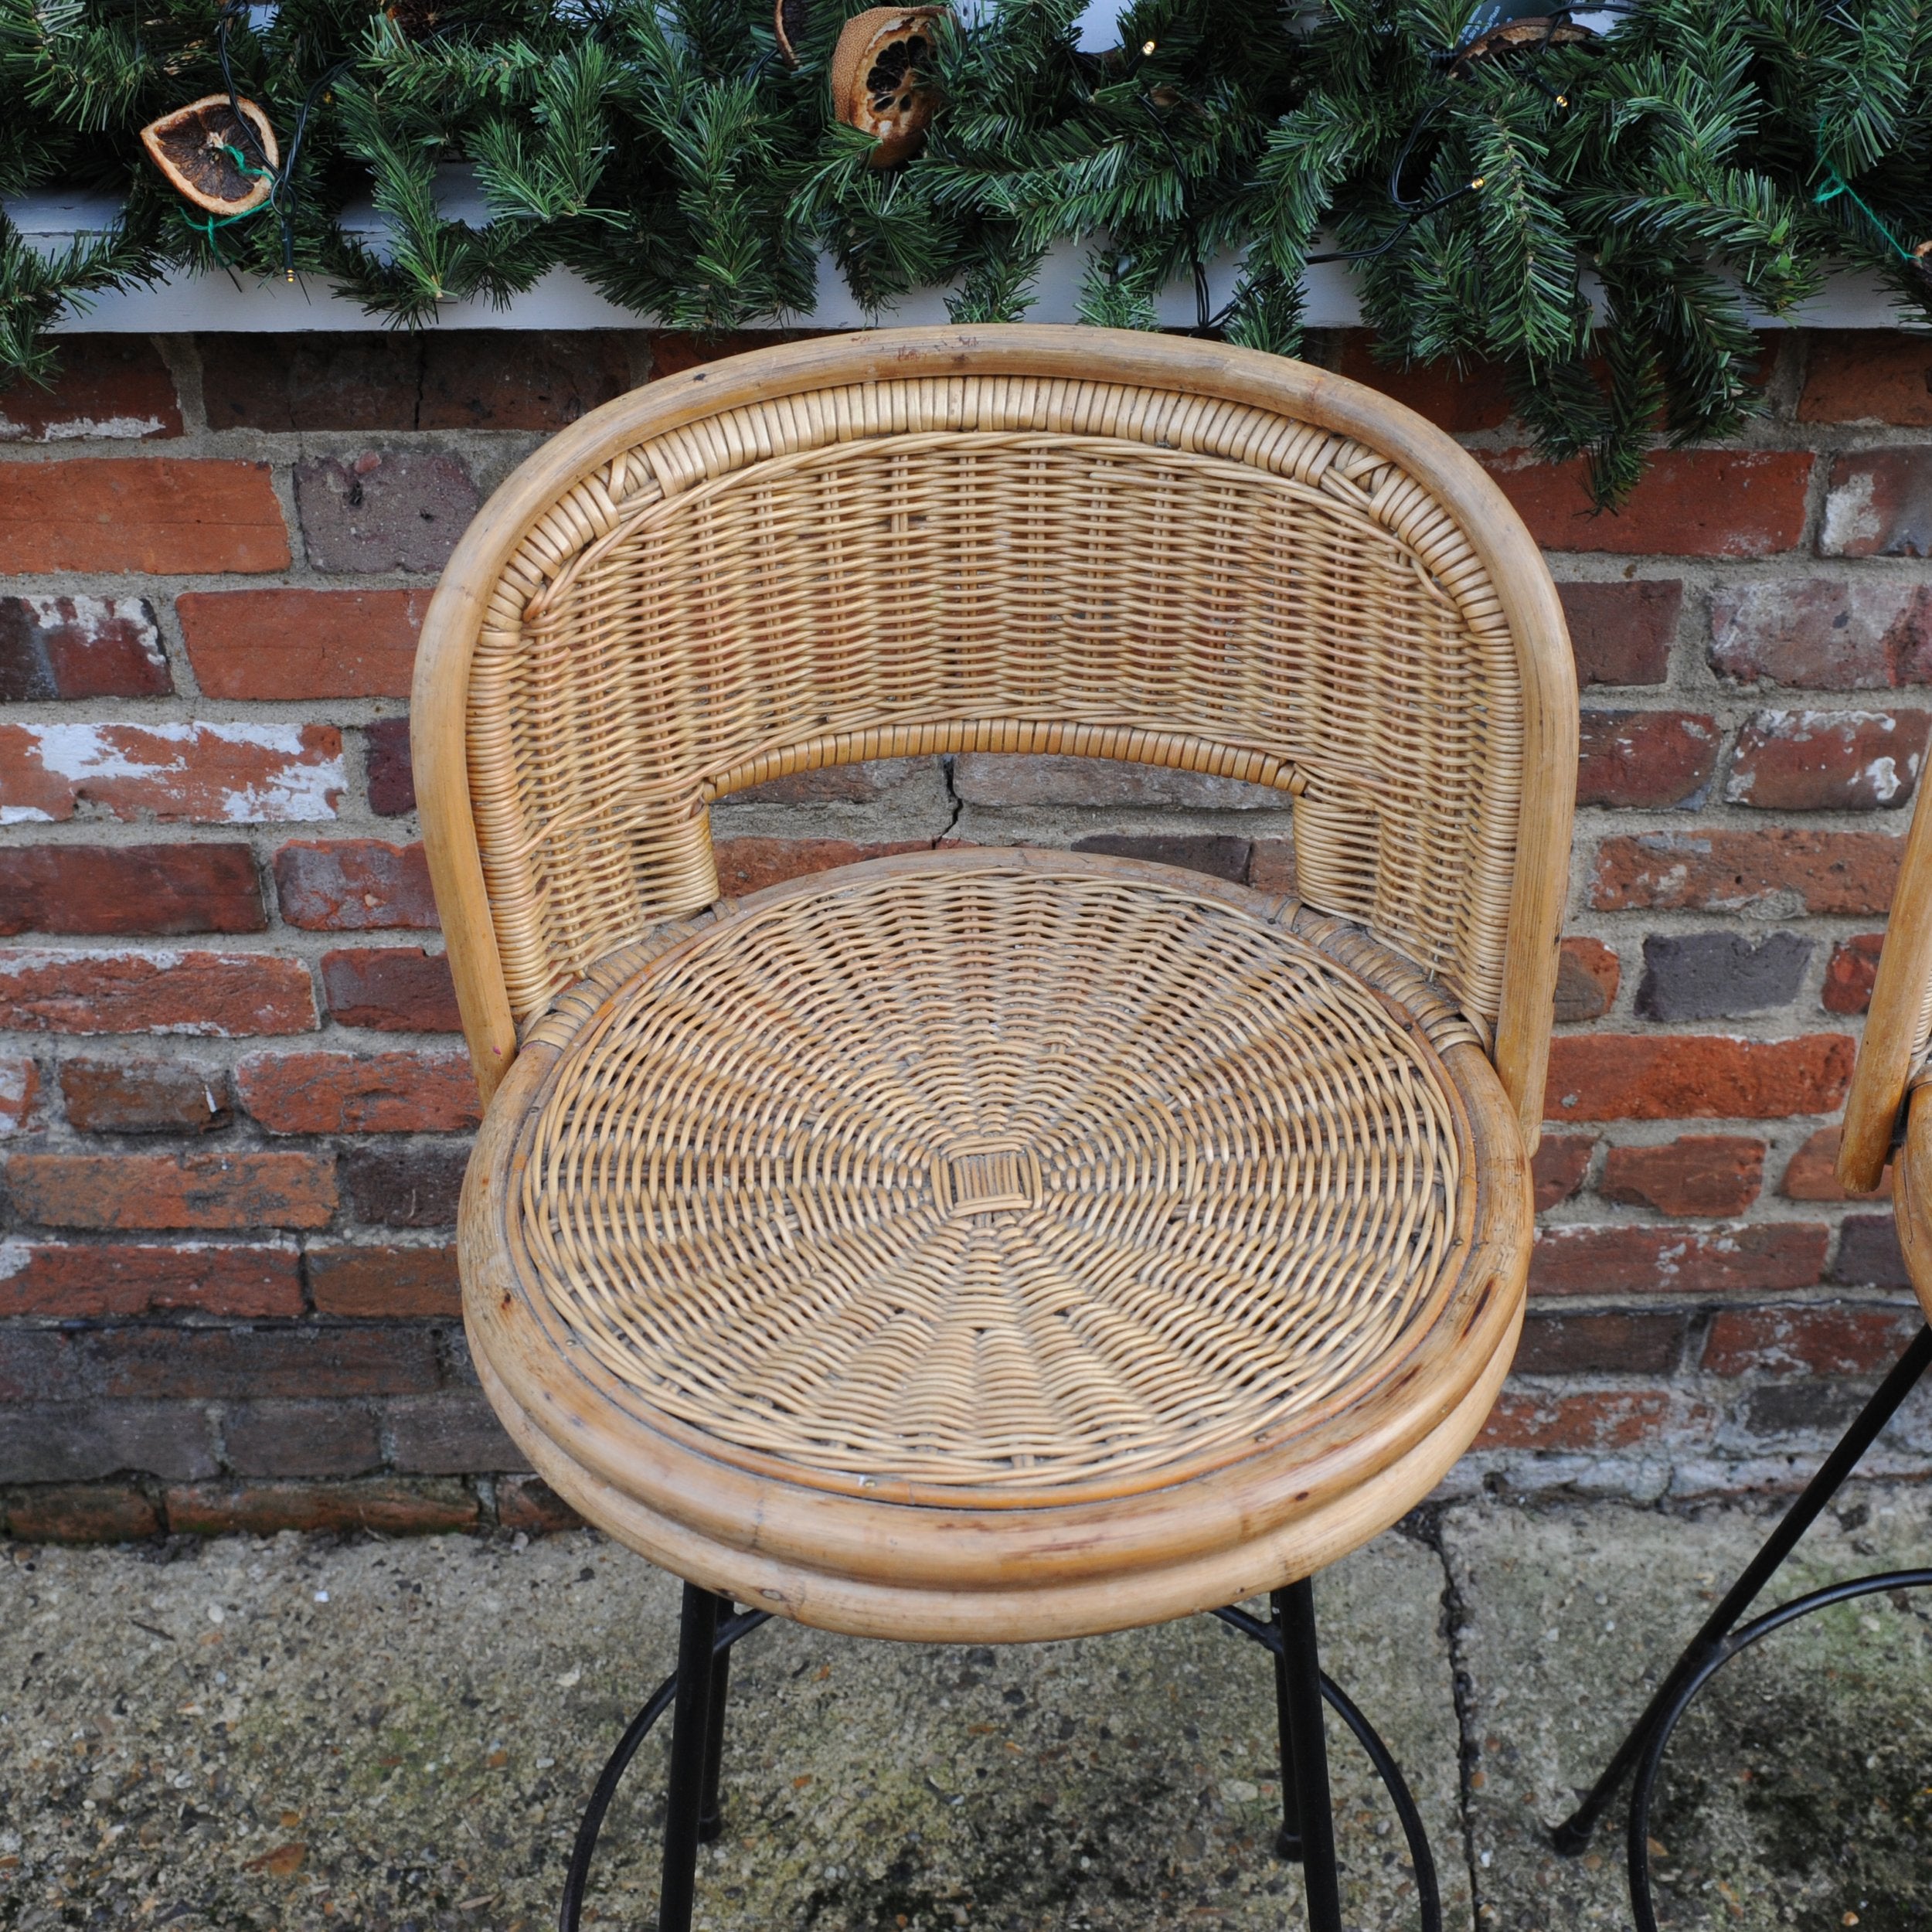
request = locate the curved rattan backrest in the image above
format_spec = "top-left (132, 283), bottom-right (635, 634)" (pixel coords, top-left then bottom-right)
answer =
top-left (415, 328), bottom-right (1575, 1139)
top-left (1840, 773), bottom-right (1932, 1190)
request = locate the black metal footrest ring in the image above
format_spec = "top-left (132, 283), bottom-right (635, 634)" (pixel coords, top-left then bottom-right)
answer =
top-left (1628, 1567), bottom-right (1932, 1932)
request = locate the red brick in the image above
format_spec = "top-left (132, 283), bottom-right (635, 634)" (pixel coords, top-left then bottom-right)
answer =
top-left (364, 718), bottom-right (416, 816)
top-left (319, 947), bottom-right (461, 1032)
top-left (1801, 332), bottom-right (1932, 425)
top-left (0, 721), bottom-right (342, 824)
top-left (1576, 709), bottom-right (1716, 808)
top-left (736, 757), bottom-right (923, 805)
top-left (0, 1329), bottom-right (88, 1402)
top-left (0, 1399), bottom-right (216, 1484)
top-left (1823, 932), bottom-right (1885, 1015)
top-left (712, 837), bottom-right (930, 897)
top-left (1724, 709), bottom-right (1930, 811)
top-left (95, 1325), bottom-right (439, 1400)
top-left (418, 332), bottom-right (632, 430)
top-left (3, 1483), bottom-right (161, 1543)
top-left (1247, 838), bottom-right (1297, 895)
top-left (236, 1049), bottom-right (480, 1134)
top-left (1513, 1310), bottom-right (1688, 1376)
top-left (0, 594), bottom-right (169, 701)
top-left (0, 949), bottom-right (315, 1036)
top-left (495, 1474), bottom-right (582, 1535)
top-left (954, 754), bottom-right (1272, 811)
top-left (0, 338), bottom-right (181, 440)
top-left (306, 1243), bottom-right (461, 1318)
top-left (59, 1057), bottom-right (233, 1134)
top-left (1709, 579), bottom-right (1932, 691)
top-left (1590, 829), bottom-right (1900, 916)
top-left (5, 1150), bottom-right (336, 1231)
top-left (1545, 1033), bottom-right (1854, 1121)
top-left (0, 459), bottom-right (287, 573)
top-left (1073, 834), bottom-right (1250, 880)
top-left (1553, 937), bottom-right (1619, 1023)
top-left (1781, 1126), bottom-right (1892, 1202)
top-left (1599, 1135), bottom-right (1764, 1217)
top-left (0, 845), bottom-right (264, 937)
top-left (1481, 449), bottom-right (1811, 557)
top-left (274, 839), bottom-right (437, 931)
top-left (1531, 1132), bottom-right (1594, 1210)
top-left (294, 451), bottom-right (477, 574)
top-left (386, 1389), bottom-right (525, 1473)
top-left (222, 1401), bottom-right (381, 1478)
top-left (0, 1056), bottom-right (38, 1134)
top-left (1335, 335), bottom-right (1514, 431)
top-left (1821, 448), bottom-right (1932, 558)
top-left (199, 335), bottom-right (421, 430)
top-left (165, 1478), bottom-right (477, 1537)
top-left (1559, 580), bottom-right (1681, 687)
top-left (338, 1142), bottom-right (468, 1228)
top-left (1702, 1304), bottom-right (1922, 1376)
top-left (1832, 1213), bottom-right (1911, 1288)
top-left (0, 1240), bottom-right (301, 1317)
top-left (1529, 1222), bottom-right (1828, 1295)
top-left (1475, 1389), bottom-right (1676, 1451)
top-left (178, 589), bottom-right (430, 701)
top-left (648, 329), bottom-right (825, 378)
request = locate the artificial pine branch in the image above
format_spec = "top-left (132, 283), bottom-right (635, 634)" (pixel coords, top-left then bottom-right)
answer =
top-left (0, 0), bottom-right (1929, 499)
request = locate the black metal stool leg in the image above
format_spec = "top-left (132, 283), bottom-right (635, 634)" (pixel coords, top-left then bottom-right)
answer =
top-left (1277, 1579), bottom-right (1344, 1932)
top-left (1270, 1593), bottom-right (1304, 1861)
top-left (697, 1591), bottom-right (734, 1842)
top-left (658, 1583), bottom-right (720, 1932)
top-left (1553, 1321), bottom-right (1932, 1854)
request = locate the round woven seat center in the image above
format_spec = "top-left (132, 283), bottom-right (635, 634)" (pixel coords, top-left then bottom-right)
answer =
top-left (516, 855), bottom-right (1468, 1509)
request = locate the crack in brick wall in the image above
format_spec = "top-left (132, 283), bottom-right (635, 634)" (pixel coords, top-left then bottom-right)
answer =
top-left (2, 325), bottom-right (1930, 1541)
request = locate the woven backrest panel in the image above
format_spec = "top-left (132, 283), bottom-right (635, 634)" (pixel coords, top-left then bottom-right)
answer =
top-left (470, 374), bottom-right (1525, 1036)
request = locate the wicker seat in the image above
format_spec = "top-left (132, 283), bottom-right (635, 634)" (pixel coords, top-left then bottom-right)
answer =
top-left (415, 326), bottom-right (1577, 1924)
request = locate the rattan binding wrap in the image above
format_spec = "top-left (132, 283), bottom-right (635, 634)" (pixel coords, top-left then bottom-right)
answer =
top-left (514, 852), bottom-right (1476, 1508)
top-left (472, 382), bottom-right (1523, 1047)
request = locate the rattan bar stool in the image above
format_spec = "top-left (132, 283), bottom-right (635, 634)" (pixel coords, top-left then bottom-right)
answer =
top-left (1553, 772), bottom-right (1932, 1927)
top-left (413, 325), bottom-right (1577, 1930)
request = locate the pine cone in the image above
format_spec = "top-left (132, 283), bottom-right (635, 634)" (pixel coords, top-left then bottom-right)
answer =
top-left (830, 7), bottom-right (950, 168)
top-left (140, 95), bottom-right (279, 217)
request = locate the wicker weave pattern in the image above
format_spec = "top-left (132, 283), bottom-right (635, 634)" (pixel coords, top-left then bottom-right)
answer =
top-left (471, 381), bottom-right (1524, 1039)
top-left (514, 855), bottom-right (1470, 1505)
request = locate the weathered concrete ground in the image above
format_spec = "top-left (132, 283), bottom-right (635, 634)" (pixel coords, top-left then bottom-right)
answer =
top-left (2, 1488), bottom-right (1929, 1932)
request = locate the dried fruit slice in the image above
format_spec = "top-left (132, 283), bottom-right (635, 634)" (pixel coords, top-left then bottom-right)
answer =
top-left (140, 94), bottom-right (280, 216)
top-left (830, 7), bottom-right (950, 168)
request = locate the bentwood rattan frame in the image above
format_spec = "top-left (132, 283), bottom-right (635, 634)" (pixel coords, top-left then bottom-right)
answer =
top-left (1556, 770), bottom-right (1932, 1927)
top-left (414, 325), bottom-right (1578, 1930)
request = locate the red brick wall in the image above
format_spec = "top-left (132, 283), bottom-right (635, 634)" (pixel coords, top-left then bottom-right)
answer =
top-left (0, 327), bottom-right (1927, 1540)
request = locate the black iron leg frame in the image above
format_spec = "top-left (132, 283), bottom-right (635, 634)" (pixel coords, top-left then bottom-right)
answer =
top-left (1552, 1322), bottom-right (1932, 1931)
top-left (561, 1576), bottom-right (1444, 1932)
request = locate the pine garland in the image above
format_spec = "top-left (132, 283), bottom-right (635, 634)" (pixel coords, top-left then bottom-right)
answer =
top-left (0, 0), bottom-right (1927, 502)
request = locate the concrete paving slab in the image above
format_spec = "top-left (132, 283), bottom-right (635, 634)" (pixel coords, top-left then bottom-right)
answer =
top-left (1442, 1488), bottom-right (1932, 1932)
top-left (0, 1524), bottom-right (1466, 1931)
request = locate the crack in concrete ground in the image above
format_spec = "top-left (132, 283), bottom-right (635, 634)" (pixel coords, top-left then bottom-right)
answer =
top-left (2, 1486), bottom-right (1930, 1931)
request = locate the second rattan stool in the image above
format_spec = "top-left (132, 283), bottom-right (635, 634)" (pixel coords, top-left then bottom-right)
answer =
top-left (1553, 763), bottom-right (1932, 1928)
top-left (414, 325), bottom-right (1578, 1930)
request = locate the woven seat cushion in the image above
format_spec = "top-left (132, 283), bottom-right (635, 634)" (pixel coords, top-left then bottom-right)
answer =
top-left (464, 850), bottom-right (1530, 1638)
